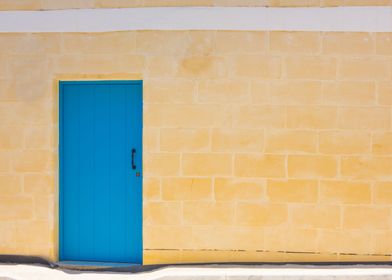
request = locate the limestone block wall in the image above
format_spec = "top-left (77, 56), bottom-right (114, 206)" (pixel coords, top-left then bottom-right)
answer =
top-left (0, 0), bottom-right (391, 10)
top-left (0, 30), bottom-right (392, 263)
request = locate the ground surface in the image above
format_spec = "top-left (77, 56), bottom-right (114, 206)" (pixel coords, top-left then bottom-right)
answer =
top-left (2, 264), bottom-right (392, 279)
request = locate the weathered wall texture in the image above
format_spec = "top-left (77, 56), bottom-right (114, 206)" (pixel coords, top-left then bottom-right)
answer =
top-left (0, 30), bottom-right (392, 263)
top-left (0, 0), bottom-right (391, 10)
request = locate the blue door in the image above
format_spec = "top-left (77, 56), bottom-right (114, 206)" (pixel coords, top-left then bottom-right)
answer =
top-left (59, 81), bottom-right (142, 263)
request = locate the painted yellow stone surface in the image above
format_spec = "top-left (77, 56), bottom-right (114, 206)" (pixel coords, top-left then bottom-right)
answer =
top-left (0, 30), bottom-right (392, 264)
top-left (0, 0), bottom-right (392, 10)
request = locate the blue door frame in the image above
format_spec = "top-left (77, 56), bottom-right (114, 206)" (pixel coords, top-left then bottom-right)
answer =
top-left (59, 80), bottom-right (143, 263)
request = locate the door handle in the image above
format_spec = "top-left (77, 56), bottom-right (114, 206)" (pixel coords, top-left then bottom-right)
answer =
top-left (131, 148), bottom-right (136, 170)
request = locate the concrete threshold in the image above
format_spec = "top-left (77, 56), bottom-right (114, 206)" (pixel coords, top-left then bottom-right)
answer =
top-left (2, 264), bottom-right (392, 280)
top-left (57, 260), bottom-right (138, 270)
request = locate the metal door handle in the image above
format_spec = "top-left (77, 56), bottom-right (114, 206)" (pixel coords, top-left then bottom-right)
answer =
top-left (131, 148), bottom-right (136, 170)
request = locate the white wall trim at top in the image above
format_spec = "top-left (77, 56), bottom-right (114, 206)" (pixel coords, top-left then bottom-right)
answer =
top-left (0, 6), bottom-right (391, 33)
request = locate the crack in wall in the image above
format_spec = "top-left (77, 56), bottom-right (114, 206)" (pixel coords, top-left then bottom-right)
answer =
top-left (144, 248), bottom-right (392, 257)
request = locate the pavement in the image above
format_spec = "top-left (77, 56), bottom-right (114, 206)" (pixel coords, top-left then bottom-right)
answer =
top-left (3, 264), bottom-right (392, 280)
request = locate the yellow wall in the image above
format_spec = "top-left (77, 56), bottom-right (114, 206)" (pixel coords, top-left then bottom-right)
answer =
top-left (0, 0), bottom-right (391, 10)
top-left (0, 30), bottom-right (392, 263)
